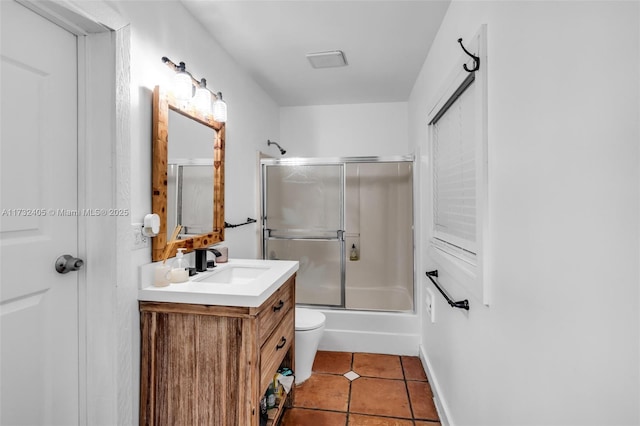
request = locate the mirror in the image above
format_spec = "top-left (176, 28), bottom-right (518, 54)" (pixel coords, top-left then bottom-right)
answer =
top-left (152, 86), bottom-right (225, 261)
top-left (167, 111), bottom-right (215, 238)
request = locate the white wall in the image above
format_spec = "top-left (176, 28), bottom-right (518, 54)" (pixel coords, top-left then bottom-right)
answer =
top-left (280, 102), bottom-right (409, 157)
top-left (410, 1), bottom-right (639, 425)
top-left (115, 2), bottom-right (278, 260)
top-left (106, 2), bottom-right (280, 423)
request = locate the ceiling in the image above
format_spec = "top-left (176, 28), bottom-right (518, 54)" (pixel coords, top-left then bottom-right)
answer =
top-left (180, 0), bottom-right (451, 107)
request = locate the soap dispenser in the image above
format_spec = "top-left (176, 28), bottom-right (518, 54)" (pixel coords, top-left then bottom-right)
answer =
top-left (349, 243), bottom-right (359, 261)
top-left (170, 248), bottom-right (190, 283)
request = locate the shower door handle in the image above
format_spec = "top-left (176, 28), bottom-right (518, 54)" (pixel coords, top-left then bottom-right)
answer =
top-left (265, 229), bottom-right (343, 241)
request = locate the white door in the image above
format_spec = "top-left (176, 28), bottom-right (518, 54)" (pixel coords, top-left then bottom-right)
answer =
top-left (1, 1), bottom-right (80, 424)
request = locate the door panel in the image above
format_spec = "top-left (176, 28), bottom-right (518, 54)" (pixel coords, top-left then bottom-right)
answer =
top-left (1, 1), bottom-right (79, 424)
top-left (263, 163), bottom-right (344, 306)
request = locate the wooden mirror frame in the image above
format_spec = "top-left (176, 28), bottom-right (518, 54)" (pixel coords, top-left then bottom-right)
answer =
top-left (152, 85), bottom-right (225, 261)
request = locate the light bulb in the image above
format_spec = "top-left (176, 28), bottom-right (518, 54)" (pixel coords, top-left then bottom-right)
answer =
top-left (173, 62), bottom-right (193, 102)
top-left (213, 92), bottom-right (227, 123)
top-left (194, 79), bottom-right (212, 115)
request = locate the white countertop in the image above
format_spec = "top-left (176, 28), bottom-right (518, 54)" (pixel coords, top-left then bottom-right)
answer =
top-left (138, 258), bottom-right (299, 307)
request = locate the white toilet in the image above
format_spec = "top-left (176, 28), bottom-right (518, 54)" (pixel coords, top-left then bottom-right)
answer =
top-left (294, 307), bottom-right (326, 385)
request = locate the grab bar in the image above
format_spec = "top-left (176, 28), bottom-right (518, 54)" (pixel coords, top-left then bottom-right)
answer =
top-left (425, 270), bottom-right (469, 311)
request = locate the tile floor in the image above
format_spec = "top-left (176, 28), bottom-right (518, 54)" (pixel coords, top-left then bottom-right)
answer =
top-left (281, 351), bottom-right (441, 426)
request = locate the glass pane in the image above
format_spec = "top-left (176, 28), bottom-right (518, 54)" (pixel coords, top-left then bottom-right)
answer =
top-left (344, 162), bottom-right (414, 311)
top-left (180, 165), bottom-right (214, 235)
top-left (167, 164), bottom-right (214, 237)
top-left (265, 165), bottom-right (342, 233)
top-left (167, 108), bottom-right (217, 240)
top-left (266, 239), bottom-right (342, 307)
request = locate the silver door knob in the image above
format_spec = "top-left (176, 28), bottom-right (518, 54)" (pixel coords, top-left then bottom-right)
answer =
top-left (55, 255), bottom-right (84, 274)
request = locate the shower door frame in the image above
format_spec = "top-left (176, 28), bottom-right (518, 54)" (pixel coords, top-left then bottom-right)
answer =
top-left (261, 155), bottom-right (415, 311)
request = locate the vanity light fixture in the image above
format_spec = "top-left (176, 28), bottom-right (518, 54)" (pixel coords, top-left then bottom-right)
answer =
top-left (306, 50), bottom-right (348, 69)
top-left (161, 56), bottom-right (227, 122)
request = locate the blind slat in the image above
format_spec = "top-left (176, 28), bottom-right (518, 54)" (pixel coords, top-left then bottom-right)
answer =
top-left (433, 78), bottom-right (476, 253)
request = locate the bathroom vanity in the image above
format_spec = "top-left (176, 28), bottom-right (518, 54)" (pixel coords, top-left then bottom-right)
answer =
top-left (144, 86), bottom-right (297, 424)
top-left (138, 261), bottom-right (297, 425)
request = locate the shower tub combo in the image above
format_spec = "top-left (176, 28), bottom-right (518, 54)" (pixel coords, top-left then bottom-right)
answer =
top-left (261, 156), bottom-right (419, 355)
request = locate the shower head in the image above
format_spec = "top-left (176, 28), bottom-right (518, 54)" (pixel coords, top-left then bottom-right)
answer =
top-left (267, 139), bottom-right (286, 155)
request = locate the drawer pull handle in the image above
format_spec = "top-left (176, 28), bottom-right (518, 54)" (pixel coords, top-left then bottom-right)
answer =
top-left (276, 337), bottom-right (287, 350)
top-left (273, 300), bottom-right (284, 312)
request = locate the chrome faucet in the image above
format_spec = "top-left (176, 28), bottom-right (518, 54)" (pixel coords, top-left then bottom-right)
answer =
top-left (194, 247), bottom-right (222, 272)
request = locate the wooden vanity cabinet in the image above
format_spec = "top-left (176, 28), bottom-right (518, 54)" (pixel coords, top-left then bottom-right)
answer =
top-left (139, 274), bottom-right (295, 426)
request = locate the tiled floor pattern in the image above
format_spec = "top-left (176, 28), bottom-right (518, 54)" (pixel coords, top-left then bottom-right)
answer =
top-left (281, 351), bottom-right (441, 426)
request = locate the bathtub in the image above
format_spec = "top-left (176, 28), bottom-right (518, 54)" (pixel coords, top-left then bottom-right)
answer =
top-left (303, 304), bottom-right (420, 356)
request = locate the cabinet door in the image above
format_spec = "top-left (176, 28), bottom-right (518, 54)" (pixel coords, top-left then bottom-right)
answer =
top-left (140, 310), bottom-right (257, 425)
top-left (259, 310), bottom-right (294, 394)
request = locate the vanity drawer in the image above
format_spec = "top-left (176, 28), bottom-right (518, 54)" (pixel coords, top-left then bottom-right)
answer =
top-left (257, 277), bottom-right (294, 346)
top-left (260, 309), bottom-right (293, 394)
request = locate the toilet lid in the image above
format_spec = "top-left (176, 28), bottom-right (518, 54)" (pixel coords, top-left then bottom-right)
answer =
top-left (295, 308), bottom-right (326, 331)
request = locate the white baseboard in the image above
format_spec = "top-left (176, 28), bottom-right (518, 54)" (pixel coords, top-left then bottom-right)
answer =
top-left (319, 328), bottom-right (420, 356)
top-left (419, 344), bottom-right (452, 426)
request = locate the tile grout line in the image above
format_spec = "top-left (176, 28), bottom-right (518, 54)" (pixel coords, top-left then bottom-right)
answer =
top-left (291, 352), bottom-right (439, 425)
top-left (345, 352), bottom-right (354, 426)
top-left (295, 406), bottom-right (429, 424)
top-left (400, 355), bottom-right (417, 421)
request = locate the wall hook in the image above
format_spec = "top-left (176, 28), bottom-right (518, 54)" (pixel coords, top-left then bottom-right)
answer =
top-left (458, 38), bottom-right (480, 73)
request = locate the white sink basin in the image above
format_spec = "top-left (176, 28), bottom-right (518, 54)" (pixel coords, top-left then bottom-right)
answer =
top-left (138, 259), bottom-right (298, 307)
top-left (194, 266), bottom-right (269, 284)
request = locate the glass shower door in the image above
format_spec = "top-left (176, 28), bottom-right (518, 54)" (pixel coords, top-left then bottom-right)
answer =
top-left (263, 164), bottom-right (344, 306)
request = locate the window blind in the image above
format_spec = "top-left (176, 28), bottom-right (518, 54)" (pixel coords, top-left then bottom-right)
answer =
top-left (432, 77), bottom-right (477, 255)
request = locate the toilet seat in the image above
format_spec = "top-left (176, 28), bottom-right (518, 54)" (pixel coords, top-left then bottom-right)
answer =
top-left (295, 308), bottom-right (325, 331)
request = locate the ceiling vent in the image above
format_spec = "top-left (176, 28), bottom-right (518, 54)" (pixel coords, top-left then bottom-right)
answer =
top-left (306, 50), bottom-right (348, 69)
